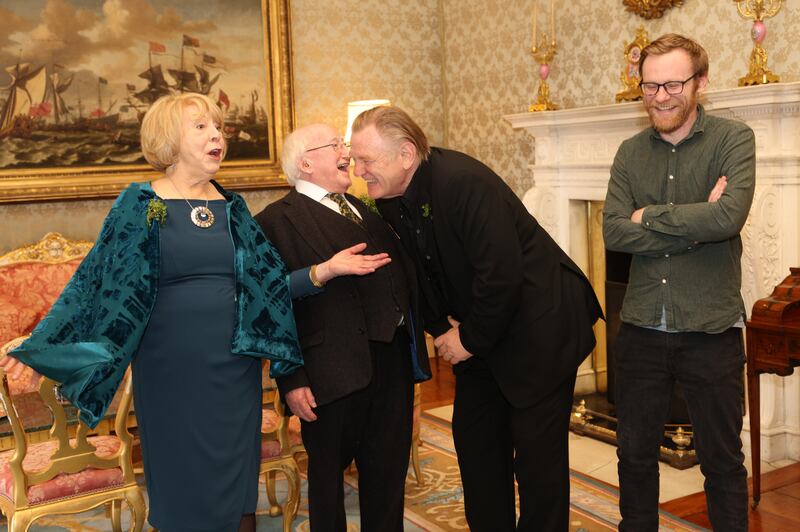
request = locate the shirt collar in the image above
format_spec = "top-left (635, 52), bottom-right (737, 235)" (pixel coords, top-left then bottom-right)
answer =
top-left (295, 178), bottom-right (332, 203)
top-left (402, 157), bottom-right (432, 209)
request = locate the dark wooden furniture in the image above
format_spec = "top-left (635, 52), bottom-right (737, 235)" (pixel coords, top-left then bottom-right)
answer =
top-left (745, 267), bottom-right (800, 507)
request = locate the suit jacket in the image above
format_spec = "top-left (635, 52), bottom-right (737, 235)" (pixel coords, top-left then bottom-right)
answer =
top-left (255, 189), bottom-right (430, 407)
top-left (378, 148), bottom-right (603, 408)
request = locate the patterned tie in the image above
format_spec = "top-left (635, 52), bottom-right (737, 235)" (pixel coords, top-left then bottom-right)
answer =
top-left (327, 193), bottom-right (363, 227)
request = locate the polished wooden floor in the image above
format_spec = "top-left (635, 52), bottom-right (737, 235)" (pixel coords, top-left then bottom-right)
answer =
top-left (661, 462), bottom-right (800, 531)
top-left (420, 355), bottom-right (800, 530)
top-left (419, 355), bottom-right (456, 411)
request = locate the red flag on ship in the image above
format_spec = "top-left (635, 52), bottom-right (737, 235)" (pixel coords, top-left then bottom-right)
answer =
top-left (217, 89), bottom-right (230, 109)
top-left (29, 102), bottom-right (52, 118)
top-left (149, 41), bottom-right (166, 54)
top-left (183, 34), bottom-right (200, 47)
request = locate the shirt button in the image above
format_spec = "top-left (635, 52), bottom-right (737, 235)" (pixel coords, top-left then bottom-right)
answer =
top-left (668, 174), bottom-right (674, 180)
top-left (425, 255), bottom-right (431, 260)
top-left (664, 254), bottom-right (670, 258)
top-left (645, 221), bottom-right (650, 226)
top-left (662, 278), bottom-right (667, 284)
top-left (672, 148), bottom-right (676, 153)
top-left (669, 202), bottom-right (674, 206)
top-left (416, 229), bottom-right (421, 234)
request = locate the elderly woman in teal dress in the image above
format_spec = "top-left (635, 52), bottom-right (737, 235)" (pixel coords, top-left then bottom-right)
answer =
top-left (0, 93), bottom-right (389, 531)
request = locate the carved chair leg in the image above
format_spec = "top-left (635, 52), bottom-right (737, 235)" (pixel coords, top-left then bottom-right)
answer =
top-left (264, 469), bottom-right (283, 517)
top-left (281, 463), bottom-right (301, 532)
top-left (9, 511), bottom-right (33, 532)
top-left (125, 487), bottom-right (147, 532)
top-left (411, 439), bottom-right (424, 486)
top-left (110, 499), bottom-right (122, 531)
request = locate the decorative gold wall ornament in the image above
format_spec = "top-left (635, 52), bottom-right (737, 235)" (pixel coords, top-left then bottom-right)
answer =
top-left (529, 0), bottom-right (559, 112)
top-left (623, 0), bottom-right (684, 20)
top-left (616, 26), bottom-right (650, 103)
top-left (733, 0), bottom-right (784, 86)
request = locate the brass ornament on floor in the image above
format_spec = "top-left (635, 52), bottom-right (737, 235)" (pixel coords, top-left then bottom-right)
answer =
top-left (570, 400), bottom-right (698, 469)
top-left (734, 0), bottom-right (784, 86)
top-left (615, 26), bottom-right (649, 103)
top-left (623, 0), bottom-right (684, 20)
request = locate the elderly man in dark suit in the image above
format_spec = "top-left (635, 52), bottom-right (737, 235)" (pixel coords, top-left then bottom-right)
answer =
top-left (255, 123), bottom-right (430, 531)
top-left (349, 106), bottom-right (603, 531)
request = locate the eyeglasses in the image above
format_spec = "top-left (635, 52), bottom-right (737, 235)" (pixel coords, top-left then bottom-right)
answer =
top-left (305, 137), bottom-right (349, 153)
top-left (640, 73), bottom-right (698, 97)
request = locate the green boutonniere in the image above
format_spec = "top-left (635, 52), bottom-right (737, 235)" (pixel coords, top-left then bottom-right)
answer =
top-left (359, 194), bottom-right (380, 215)
top-left (421, 203), bottom-right (431, 218)
top-left (146, 198), bottom-right (167, 227)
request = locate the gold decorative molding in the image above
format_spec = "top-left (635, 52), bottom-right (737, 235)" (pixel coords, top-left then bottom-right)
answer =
top-left (623, 0), bottom-right (684, 20)
top-left (0, 232), bottom-right (93, 266)
top-left (734, 0), bottom-right (784, 86)
top-left (616, 26), bottom-right (650, 103)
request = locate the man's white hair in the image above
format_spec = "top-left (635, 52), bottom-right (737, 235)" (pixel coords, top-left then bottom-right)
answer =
top-left (280, 128), bottom-right (310, 186)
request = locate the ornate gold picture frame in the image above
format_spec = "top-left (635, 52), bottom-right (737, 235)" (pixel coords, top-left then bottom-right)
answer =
top-left (0, 0), bottom-right (294, 203)
top-left (623, 0), bottom-right (684, 20)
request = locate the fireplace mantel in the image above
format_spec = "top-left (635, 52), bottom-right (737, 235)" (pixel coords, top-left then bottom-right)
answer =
top-left (504, 81), bottom-right (800, 463)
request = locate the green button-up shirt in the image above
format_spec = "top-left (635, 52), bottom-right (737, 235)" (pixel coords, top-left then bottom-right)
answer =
top-left (603, 104), bottom-right (755, 333)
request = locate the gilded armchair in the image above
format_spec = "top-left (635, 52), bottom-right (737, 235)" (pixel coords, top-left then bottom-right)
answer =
top-left (260, 366), bottom-right (303, 532)
top-left (0, 233), bottom-right (93, 396)
top-left (0, 339), bottom-right (145, 531)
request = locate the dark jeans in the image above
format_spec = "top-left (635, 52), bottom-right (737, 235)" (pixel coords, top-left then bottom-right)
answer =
top-left (614, 323), bottom-right (748, 532)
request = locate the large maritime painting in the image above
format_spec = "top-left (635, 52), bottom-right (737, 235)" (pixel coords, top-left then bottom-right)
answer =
top-left (0, 0), bottom-right (294, 202)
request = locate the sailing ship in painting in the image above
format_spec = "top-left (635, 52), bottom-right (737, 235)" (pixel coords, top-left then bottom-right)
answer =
top-left (0, 35), bottom-right (269, 170)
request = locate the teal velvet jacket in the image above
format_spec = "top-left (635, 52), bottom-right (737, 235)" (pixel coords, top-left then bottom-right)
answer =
top-left (12, 181), bottom-right (302, 428)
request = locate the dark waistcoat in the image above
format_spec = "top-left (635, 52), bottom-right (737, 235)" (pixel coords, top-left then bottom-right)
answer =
top-left (307, 199), bottom-right (410, 342)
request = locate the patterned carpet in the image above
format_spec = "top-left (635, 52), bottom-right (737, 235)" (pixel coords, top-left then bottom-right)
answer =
top-left (2, 416), bottom-right (706, 531)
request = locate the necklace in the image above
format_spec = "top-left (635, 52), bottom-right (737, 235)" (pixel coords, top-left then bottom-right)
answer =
top-left (169, 178), bottom-right (215, 228)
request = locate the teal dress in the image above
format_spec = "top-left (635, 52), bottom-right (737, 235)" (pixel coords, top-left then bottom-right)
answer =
top-left (133, 200), bottom-right (260, 531)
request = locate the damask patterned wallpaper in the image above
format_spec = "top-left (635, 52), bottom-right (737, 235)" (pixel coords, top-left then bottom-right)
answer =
top-left (3, 0), bottom-right (798, 252)
top-left (290, 0), bottom-right (445, 145)
top-left (442, 0), bottom-right (800, 196)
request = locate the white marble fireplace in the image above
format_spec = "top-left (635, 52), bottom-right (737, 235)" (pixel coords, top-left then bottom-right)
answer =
top-left (504, 82), bottom-right (800, 463)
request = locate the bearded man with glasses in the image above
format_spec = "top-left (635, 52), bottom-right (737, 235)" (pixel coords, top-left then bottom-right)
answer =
top-left (603, 33), bottom-right (755, 531)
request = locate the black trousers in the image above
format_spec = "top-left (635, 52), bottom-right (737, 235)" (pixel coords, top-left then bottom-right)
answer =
top-left (451, 357), bottom-right (577, 532)
top-left (299, 329), bottom-right (414, 532)
top-left (614, 324), bottom-right (748, 532)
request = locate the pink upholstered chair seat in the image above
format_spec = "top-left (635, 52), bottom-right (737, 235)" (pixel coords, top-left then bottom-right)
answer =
top-left (261, 409), bottom-right (302, 450)
top-left (0, 435), bottom-right (123, 505)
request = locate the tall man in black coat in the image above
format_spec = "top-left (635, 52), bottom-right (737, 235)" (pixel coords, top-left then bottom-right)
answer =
top-left (255, 123), bottom-right (431, 531)
top-left (350, 106), bottom-right (603, 531)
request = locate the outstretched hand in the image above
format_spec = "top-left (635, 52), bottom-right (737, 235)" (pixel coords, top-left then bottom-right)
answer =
top-left (315, 242), bottom-right (391, 283)
top-left (0, 356), bottom-right (41, 389)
